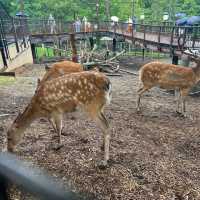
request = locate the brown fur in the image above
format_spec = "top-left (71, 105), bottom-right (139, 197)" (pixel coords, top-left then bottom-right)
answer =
top-left (39, 61), bottom-right (84, 85)
top-left (137, 61), bottom-right (200, 115)
top-left (7, 71), bottom-right (112, 167)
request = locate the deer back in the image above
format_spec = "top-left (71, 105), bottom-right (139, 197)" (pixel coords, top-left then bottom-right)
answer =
top-left (140, 62), bottom-right (196, 89)
top-left (40, 61), bottom-right (84, 85)
top-left (35, 71), bottom-right (111, 113)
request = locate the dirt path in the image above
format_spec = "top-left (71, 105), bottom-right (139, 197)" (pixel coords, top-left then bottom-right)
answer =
top-left (0, 62), bottom-right (200, 199)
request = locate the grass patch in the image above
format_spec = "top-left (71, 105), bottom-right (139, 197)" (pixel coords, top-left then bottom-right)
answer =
top-left (0, 77), bottom-right (16, 86)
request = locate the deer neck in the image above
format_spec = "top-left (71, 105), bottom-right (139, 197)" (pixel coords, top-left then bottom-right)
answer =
top-left (14, 104), bottom-right (38, 131)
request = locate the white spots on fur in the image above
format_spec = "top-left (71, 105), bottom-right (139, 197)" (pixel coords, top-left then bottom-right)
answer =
top-left (89, 84), bottom-right (94, 89)
top-left (78, 80), bottom-right (82, 87)
top-left (83, 78), bottom-right (87, 84)
top-left (73, 96), bottom-right (77, 101)
top-left (56, 81), bottom-right (59, 86)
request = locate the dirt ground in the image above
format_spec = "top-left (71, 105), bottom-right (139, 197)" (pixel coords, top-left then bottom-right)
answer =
top-left (1, 57), bottom-right (200, 200)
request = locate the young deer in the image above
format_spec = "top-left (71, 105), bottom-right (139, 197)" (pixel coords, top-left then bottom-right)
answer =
top-left (36, 61), bottom-right (84, 134)
top-left (37, 60), bottom-right (84, 85)
top-left (7, 71), bottom-right (112, 167)
top-left (136, 57), bottom-right (200, 115)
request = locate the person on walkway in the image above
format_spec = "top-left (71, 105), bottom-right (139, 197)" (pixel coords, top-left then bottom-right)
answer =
top-left (74, 18), bottom-right (81, 32)
top-left (48, 14), bottom-right (56, 34)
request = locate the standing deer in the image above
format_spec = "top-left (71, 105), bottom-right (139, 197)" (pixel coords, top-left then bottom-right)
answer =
top-left (7, 71), bottom-right (112, 168)
top-left (136, 55), bottom-right (200, 116)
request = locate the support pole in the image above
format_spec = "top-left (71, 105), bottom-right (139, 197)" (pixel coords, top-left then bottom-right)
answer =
top-left (31, 43), bottom-right (36, 62)
top-left (171, 48), bottom-right (178, 65)
top-left (89, 37), bottom-right (94, 50)
top-left (0, 37), bottom-right (7, 67)
top-left (70, 34), bottom-right (78, 63)
top-left (112, 38), bottom-right (116, 55)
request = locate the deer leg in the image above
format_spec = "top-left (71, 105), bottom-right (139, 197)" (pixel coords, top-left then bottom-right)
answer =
top-left (180, 88), bottom-right (189, 116)
top-left (54, 113), bottom-right (63, 144)
top-left (97, 111), bottom-right (110, 168)
top-left (175, 89), bottom-right (181, 113)
top-left (85, 104), bottom-right (110, 168)
top-left (48, 117), bottom-right (57, 133)
top-left (49, 111), bottom-right (64, 151)
top-left (136, 86), bottom-right (151, 112)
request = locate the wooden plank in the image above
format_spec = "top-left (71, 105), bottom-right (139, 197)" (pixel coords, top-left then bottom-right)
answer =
top-left (0, 72), bottom-right (15, 77)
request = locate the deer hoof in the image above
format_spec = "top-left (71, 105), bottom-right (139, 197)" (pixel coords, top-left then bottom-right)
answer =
top-left (176, 110), bottom-right (182, 115)
top-left (97, 160), bottom-right (109, 170)
top-left (52, 143), bottom-right (64, 151)
top-left (136, 108), bottom-right (141, 113)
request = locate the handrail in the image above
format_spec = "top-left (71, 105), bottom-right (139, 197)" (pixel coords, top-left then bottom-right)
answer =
top-left (0, 152), bottom-right (83, 200)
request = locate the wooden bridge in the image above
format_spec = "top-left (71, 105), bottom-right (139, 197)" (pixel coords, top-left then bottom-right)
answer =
top-left (25, 19), bottom-right (200, 54)
top-left (1, 17), bottom-right (200, 68)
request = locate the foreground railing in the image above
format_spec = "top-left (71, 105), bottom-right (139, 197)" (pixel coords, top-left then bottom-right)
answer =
top-left (0, 152), bottom-right (83, 200)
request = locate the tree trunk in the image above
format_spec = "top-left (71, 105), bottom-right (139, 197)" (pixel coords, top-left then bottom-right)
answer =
top-left (105, 0), bottom-right (110, 21)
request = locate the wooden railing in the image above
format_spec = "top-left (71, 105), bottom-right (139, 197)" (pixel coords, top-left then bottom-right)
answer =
top-left (1, 17), bottom-right (200, 49)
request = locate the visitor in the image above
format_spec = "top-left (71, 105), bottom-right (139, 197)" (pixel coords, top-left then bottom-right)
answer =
top-left (47, 14), bottom-right (56, 34)
top-left (74, 18), bottom-right (81, 32)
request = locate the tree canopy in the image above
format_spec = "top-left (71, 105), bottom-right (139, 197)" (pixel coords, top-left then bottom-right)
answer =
top-left (1, 0), bottom-right (200, 22)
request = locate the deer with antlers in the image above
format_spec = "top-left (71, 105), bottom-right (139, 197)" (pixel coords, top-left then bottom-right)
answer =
top-left (136, 52), bottom-right (200, 116)
top-left (7, 70), bottom-right (112, 168)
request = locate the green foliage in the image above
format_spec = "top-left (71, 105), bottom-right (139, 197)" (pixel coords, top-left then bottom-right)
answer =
top-left (1, 0), bottom-right (200, 22)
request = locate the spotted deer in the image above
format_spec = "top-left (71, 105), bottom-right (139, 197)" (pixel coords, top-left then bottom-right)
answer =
top-left (7, 71), bottom-right (112, 167)
top-left (136, 56), bottom-right (200, 115)
top-left (37, 60), bottom-right (84, 85)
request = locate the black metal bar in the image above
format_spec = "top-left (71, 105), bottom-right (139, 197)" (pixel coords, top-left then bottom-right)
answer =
top-left (0, 178), bottom-right (8, 200)
top-left (0, 153), bottom-right (83, 200)
top-left (0, 30), bottom-right (7, 67)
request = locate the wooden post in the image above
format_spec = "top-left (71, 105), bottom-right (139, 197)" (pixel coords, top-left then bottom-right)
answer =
top-left (0, 37), bottom-right (7, 67)
top-left (31, 43), bottom-right (36, 62)
top-left (170, 26), bottom-right (175, 49)
top-left (171, 48), bottom-right (178, 65)
top-left (70, 34), bottom-right (78, 63)
top-left (158, 26), bottom-right (161, 51)
top-left (143, 25), bottom-right (146, 48)
top-left (89, 37), bottom-right (94, 50)
top-left (12, 18), bottom-right (19, 53)
top-left (192, 27), bottom-right (197, 48)
top-left (142, 48), bottom-right (145, 60)
top-left (112, 38), bottom-right (116, 55)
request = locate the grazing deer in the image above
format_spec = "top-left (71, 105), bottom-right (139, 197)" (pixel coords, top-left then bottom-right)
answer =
top-left (36, 61), bottom-right (84, 134)
top-left (136, 56), bottom-right (200, 115)
top-left (7, 71), bottom-right (112, 167)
